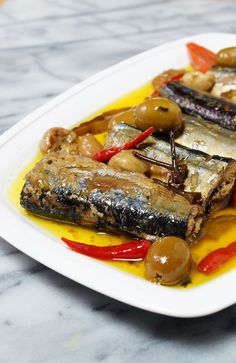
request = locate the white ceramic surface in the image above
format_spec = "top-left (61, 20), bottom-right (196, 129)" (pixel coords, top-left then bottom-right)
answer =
top-left (0, 32), bottom-right (235, 318)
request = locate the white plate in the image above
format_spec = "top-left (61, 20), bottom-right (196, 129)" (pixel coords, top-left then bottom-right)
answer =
top-left (1, 33), bottom-right (236, 318)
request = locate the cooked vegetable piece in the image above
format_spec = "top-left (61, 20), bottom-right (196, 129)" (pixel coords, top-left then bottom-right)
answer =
top-left (186, 42), bottom-right (216, 72)
top-left (20, 153), bottom-right (203, 244)
top-left (62, 237), bottom-right (151, 260)
top-left (134, 98), bottom-right (182, 134)
top-left (144, 237), bottom-right (191, 285)
top-left (160, 81), bottom-right (236, 131)
top-left (198, 241), bottom-right (236, 274)
top-left (216, 47), bottom-right (236, 67)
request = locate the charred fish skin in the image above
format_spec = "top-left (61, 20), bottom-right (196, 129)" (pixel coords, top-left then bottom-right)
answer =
top-left (20, 153), bottom-right (202, 245)
top-left (105, 123), bottom-right (236, 212)
top-left (176, 114), bottom-right (236, 160)
top-left (159, 81), bottom-right (236, 131)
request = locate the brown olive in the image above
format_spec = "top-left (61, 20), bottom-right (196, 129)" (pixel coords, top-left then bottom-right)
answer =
top-left (216, 47), bottom-right (236, 67)
top-left (108, 109), bottom-right (136, 131)
top-left (144, 236), bottom-right (191, 285)
top-left (108, 150), bottom-right (148, 174)
top-left (134, 98), bottom-right (182, 134)
top-left (78, 133), bottom-right (103, 158)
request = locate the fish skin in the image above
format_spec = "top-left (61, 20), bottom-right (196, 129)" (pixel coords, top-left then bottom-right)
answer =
top-left (159, 81), bottom-right (236, 131)
top-left (20, 153), bottom-right (202, 245)
top-left (176, 114), bottom-right (236, 160)
top-left (105, 123), bottom-right (236, 212)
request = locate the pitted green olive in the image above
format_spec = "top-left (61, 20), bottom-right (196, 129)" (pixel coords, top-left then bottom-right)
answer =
top-left (134, 98), bottom-right (182, 134)
top-left (144, 236), bottom-right (191, 285)
top-left (216, 47), bottom-right (236, 67)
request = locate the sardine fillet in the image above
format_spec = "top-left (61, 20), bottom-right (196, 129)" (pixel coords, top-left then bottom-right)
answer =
top-left (105, 123), bottom-right (236, 212)
top-left (176, 114), bottom-right (236, 160)
top-left (20, 153), bottom-right (203, 245)
top-left (160, 81), bottom-right (236, 131)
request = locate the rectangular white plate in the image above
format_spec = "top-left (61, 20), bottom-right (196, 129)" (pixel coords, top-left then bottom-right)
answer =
top-left (1, 33), bottom-right (236, 318)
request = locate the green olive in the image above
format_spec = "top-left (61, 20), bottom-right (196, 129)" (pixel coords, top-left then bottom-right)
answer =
top-left (108, 109), bottom-right (136, 131)
top-left (144, 236), bottom-right (191, 285)
top-left (134, 98), bottom-right (182, 134)
top-left (216, 47), bottom-right (236, 67)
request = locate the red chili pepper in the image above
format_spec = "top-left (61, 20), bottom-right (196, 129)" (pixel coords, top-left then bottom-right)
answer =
top-left (186, 42), bottom-right (216, 72)
top-left (62, 237), bottom-right (151, 260)
top-left (197, 241), bottom-right (236, 274)
top-left (93, 127), bottom-right (154, 162)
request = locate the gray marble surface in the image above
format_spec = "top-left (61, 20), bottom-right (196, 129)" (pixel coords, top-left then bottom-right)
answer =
top-left (1, 0), bottom-right (236, 362)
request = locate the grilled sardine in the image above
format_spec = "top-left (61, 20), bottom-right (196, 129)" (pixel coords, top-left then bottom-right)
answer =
top-left (20, 152), bottom-right (203, 245)
top-left (160, 81), bottom-right (236, 131)
top-left (176, 114), bottom-right (236, 160)
top-left (105, 123), bottom-right (236, 212)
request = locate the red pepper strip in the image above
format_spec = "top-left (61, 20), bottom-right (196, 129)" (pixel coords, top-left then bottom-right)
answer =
top-left (62, 237), bottom-right (151, 260)
top-left (197, 241), bottom-right (236, 274)
top-left (186, 42), bottom-right (216, 72)
top-left (93, 126), bottom-right (154, 162)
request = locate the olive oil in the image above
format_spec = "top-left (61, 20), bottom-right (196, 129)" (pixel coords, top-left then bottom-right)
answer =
top-left (8, 82), bottom-right (236, 288)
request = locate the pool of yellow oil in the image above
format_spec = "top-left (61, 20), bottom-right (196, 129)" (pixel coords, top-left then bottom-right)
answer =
top-left (8, 81), bottom-right (236, 288)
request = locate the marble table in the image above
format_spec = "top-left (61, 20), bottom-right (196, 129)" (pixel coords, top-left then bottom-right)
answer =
top-left (1, 1), bottom-right (236, 362)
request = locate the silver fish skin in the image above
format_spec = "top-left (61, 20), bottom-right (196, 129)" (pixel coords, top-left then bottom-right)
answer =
top-left (20, 152), bottom-right (203, 245)
top-left (105, 123), bottom-right (236, 212)
top-left (176, 114), bottom-right (236, 160)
